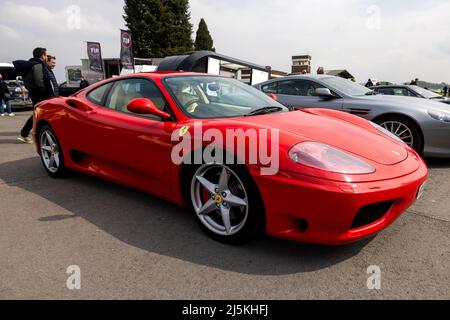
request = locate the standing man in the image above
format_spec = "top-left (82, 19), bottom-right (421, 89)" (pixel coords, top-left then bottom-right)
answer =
top-left (13, 47), bottom-right (54, 144)
top-left (365, 79), bottom-right (374, 88)
top-left (79, 76), bottom-right (90, 89)
top-left (46, 55), bottom-right (59, 97)
top-left (443, 85), bottom-right (448, 98)
top-left (0, 73), bottom-right (15, 117)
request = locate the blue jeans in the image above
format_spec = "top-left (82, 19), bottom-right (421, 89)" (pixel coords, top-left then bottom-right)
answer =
top-left (0, 99), bottom-right (12, 114)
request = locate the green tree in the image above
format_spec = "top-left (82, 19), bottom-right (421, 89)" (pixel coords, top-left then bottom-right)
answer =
top-left (195, 18), bottom-right (215, 52)
top-left (123, 0), bottom-right (193, 58)
top-left (162, 0), bottom-right (194, 56)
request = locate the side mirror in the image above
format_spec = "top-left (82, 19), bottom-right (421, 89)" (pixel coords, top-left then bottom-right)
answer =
top-left (127, 98), bottom-right (171, 120)
top-left (315, 88), bottom-right (335, 98)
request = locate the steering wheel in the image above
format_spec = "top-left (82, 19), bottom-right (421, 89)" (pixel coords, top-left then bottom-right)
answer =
top-left (185, 98), bottom-right (202, 113)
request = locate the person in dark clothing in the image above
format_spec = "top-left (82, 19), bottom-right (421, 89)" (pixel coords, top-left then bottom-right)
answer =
top-left (365, 79), bottom-right (374, 88)
top-left (46, 55), bottom-right (59, 97)
top-left (79, 76), bottom-right (90, 89)
top-left (411, 78), bottom-right (419, 86)
top-left (13, 47), bottom-right (54, 143)
top-left (0, 73), bottom-right (14, 116)
top-left (443, 86), bottom-right (448, 98)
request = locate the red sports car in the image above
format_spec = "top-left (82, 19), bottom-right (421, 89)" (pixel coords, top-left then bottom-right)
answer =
top-left (32, 72), bottom-right (428, 245)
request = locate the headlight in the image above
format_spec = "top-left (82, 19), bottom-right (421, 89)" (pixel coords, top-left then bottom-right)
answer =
top-left (14, 87), bottom-right (22, 93)
top-left (428, 110), bottom-right (450, 122)
top-left (289, 142), bottom-right (376, 174)
top-left (370, 122), bottom-right (405, 144)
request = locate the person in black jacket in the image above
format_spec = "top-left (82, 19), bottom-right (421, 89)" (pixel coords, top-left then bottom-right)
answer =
top-left (46, 55), bottom-right (59, 97)
top-left (13, 47), bottom-right (54, 143)
top-left (365, 79), bottom-right (374, 88)
top-left (0, 73), bottom-right (14, 116)
top-left (79, 76), bottom-right (90, 89)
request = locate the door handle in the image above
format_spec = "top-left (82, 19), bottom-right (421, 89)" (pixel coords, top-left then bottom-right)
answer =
top-left (65, 98), bottom-right (95, 113)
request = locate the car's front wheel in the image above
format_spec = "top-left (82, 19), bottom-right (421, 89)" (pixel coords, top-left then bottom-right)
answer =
top-left (39, 125), bottom-right (67, 178)
top-left (375, 116), bottom-right (423, 153)
top-left (189, 163), bottom-right (264, 245)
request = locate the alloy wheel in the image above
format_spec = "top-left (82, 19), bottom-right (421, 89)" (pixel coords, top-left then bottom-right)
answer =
top-left (380, 121), bottom-right (414, 147)
top-left (191, 164), bottom-right (249, 237)
top-left (40, 130), bottom-right (60, 174)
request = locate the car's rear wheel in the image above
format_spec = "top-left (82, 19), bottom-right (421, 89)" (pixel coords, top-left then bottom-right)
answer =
top-left (375, 116), bottom-right (423, 153)
top-left (189, 163), bottom-right (264, 245)
top-left (39, 125), bottom-right (67, 178)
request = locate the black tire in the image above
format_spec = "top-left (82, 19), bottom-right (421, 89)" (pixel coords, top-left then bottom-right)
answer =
top-left (38, 125), bottom-right (67, 178)
top-left (186, 163), bottom-right (265, 245)
top-left (374, 115), bottom-right (424, 154)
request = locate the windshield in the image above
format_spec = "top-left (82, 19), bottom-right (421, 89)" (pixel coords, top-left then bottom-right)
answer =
top-left (321, 77), bottom-right (372, 96)
top-left (164, 76), bottom-right (287, 119)
top-left (410, 86), bottom-right (441, 99)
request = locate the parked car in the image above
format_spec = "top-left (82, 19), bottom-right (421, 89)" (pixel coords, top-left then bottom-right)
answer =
top-left (5, 79), bottom-right (33, 110)
top-left (32, 72), bottom-right (427, 245)
top-left (371, 85), bottom-right (450, 105)
top-left (58, 82), bottom-right (81, 97)
top-left (0, 63), bottom-right (32, 109)
top-left (255, 75), bottom-right (450, 157)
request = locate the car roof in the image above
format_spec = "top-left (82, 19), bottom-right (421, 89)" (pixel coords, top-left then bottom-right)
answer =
top-left (284, 74), bottom-right (335, 80)
top-left (372, 85), bottom-right (410, 89)
top-left (116, 71), bottom-right (220, 79)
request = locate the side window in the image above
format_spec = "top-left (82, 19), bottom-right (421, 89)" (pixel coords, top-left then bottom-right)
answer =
top-left (407, 90), bottom-right (417, 97)
top-left (393, 88), bottom-right (409, 96)
top-left (86, 83), bottom-right (113, 106)
top-left (378, 88), bottom-right (394, 95)
top-left (278, 80), bottom-right (321, 97)
top-left (105, 78), bottom-right (168, 119)
top-left (262, 82), bottom-right (278, 94)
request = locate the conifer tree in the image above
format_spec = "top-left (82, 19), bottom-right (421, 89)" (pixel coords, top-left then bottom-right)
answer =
top-left (195, 18), bottom-right (215, 52)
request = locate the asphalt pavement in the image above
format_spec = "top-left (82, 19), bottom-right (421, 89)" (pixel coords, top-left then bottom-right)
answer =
top-left (0, 111), bottom-right (449, 299)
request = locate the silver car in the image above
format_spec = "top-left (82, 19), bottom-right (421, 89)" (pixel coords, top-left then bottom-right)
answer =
top-left (370, 85), bottom-right (450, 105)
top-left (254, 75), bottom-right (450, 157)
top-left (5, 79), bottom-right (33, 110)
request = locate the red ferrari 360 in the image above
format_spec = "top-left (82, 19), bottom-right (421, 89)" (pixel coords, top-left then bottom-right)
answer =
top-left (32, 72), bottom-right (428, 245)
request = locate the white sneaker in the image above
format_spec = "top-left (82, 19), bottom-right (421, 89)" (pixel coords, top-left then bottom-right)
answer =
top-left (8, 113), bottom-right (15, 117)
top-left (0, 114), bottom-right (4, 117)
top-left (17, 136), bottom-right (33, 144)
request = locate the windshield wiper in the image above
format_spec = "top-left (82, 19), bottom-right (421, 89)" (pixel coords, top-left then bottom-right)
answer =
top-left (245, 106), bottom-right (284, 117)
top-left (365, 91), bottom-right (379, 96)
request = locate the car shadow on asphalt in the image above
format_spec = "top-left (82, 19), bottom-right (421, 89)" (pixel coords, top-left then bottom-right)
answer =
top-left (425, 158), bottom-right (450, 168)
top-left (0, 157), bottom-right (374, 276)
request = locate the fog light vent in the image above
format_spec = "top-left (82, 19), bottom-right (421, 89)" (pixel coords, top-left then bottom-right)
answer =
top-left (350, 201), bottom-right (393, 230)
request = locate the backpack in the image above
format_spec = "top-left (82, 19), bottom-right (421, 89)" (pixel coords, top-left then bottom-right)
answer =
top-left (12, 60), bottom-right (40, 92)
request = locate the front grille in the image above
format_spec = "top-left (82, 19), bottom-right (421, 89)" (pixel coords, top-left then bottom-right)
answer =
top-left (350, 201), bottom-right (393, 230)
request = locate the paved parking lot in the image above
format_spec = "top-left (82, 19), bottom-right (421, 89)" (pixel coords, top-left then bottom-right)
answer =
top-left (0, 111), bottom-right (449, 299)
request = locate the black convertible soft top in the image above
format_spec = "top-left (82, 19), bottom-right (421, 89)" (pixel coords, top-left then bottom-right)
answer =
top-left (157, 51), bottom-right (270, 73)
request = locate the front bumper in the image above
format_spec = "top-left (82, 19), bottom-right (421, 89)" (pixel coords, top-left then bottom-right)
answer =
top-left (251, 160), bottom-right (428, 245)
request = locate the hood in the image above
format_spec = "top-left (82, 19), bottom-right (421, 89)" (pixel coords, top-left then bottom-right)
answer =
top-left (234, 110), bottom-right (408, 166)
top-left (12, 59), bottom-right (40, 77)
